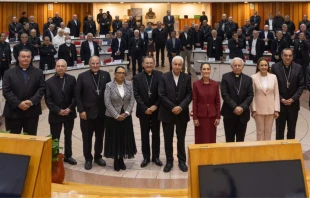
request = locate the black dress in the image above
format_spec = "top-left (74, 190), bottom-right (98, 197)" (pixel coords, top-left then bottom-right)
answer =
top-left (104, 108), bottom-right (137, 159)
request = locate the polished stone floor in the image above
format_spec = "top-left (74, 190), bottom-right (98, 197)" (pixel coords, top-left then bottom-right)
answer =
top-left (35, 60), bottom-right (310, 189)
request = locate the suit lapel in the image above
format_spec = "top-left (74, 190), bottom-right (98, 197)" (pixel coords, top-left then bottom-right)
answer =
top-left (87, 71), bottom-right (99, 96)
top-left (169, 72), bottom-right (176, 98)
top-left (112, 80), bottom-right (122, 98)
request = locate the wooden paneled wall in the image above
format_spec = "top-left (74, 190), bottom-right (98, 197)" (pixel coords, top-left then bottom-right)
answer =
top-left (0, 3), bottom-right (93, 34)
top-left (211, 2), bottom-right (310, 31)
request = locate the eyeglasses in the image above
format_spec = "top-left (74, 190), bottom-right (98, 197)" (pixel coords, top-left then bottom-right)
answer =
top-left (115, 72), bottom-right (126, 75)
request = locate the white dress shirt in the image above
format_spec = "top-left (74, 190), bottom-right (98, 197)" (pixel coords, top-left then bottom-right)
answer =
top-left (61, 27), bottom-right (70, 34)
top-left (251, 38), bottom-right (257, 55)
top-left (52, 35), bottom-right (65, 48)
top-left (168, 15), bottom-right (171, 21)
top-left (117, 38), bottom-right (121, 49)
top-left (184, 32), bottom-right (188, 39)
top-left (88, 41), bottom-right (95, 56)
top-left (140, 32), bottom-right (144, 40)
top-left (264, 31), bottom-right (268, 45)
top-left (172, 72), bottom-right (179, 86)
top-left (261, 76), bottom-right (268, 91)
top-left (117, 83), bottom-right (124, 97)
top-left (268, 19), bottom-right (273, 30)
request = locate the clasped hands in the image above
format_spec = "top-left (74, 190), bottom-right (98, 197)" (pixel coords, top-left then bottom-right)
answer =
top-left (233, 106), bottom-right (243, 115)
top-left (59, 108), bottom-right (71, 116)
top-left (172, 106), bottom-right (182, 115)
top-left (281, 98), bottom-right (294, 106)
top-left (18, 100), bottom-right (32, 111)
top-left (145, 105), bottom-right (158, 115)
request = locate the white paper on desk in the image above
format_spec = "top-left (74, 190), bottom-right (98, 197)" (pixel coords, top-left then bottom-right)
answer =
top-left (113, 60), bottom-right (122, 64)
top-left (208, 58), bottom-right (216, 62)
top-left (100, 35), bottom-right (105, 38)
top-left (102, 41), bottom-right (108, 45)
top-left (70, 36), bottom-right (74, 39)
top-left (196, 48), bottom-right (202, 51)
top-left (245, 60), bottom-right (253, 64)
top-left (34, 55), bottom-right (40, 60)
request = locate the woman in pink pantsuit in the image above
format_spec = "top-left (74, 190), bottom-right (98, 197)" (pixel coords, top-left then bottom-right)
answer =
top-left (251, 57), bottom-right (280, 140)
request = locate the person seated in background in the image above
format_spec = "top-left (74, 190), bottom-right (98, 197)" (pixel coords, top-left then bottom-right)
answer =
top-left (58, 36), bottom-right (77, 67)
top-left (228, 32), bottom-right (244, 59)
top-left (60, 22), bottom-right (70, 34)
top-left (29, 29), bottom-right (41, 56)
top-left (39, 36), bottom-right (57, 70)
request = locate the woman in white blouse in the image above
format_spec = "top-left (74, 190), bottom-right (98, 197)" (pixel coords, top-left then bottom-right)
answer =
top-left (251, 57), bottom-right (280, 140)
top-left (104, 66), bottom-right (137, 171)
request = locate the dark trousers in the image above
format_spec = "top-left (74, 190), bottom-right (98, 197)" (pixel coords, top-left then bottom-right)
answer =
top-left (168, 55), bottom-right (174, 71)
top-left (276, 107), bottom-right (299, 140)
top-left (295, 59), bottom-right (308, 85)
top-left (80, 117), bottom-right (105, 161)
top-left (0, 62), bottom-right (9, 80)
top-left (50, 119), bottom-right (74, 158)
top-left (5, 116), bottom-right (39, 135)
top-left (131, 53), bottom-right (142, 76)
top-left (223, 117), bottom-right (247, 142)
top-left (139, 114), bottom-right (160, 160)
top-left (162, 117), bottom-right (187, 164)
top-left (155, 44), bottom-right (165, 65)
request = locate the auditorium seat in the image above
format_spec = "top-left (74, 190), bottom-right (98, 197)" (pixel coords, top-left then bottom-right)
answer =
top-left (77, 58), bottom-right (82, 63)
top-left (104, 58), bottom-right (111, 64)
top-left (76, 50), bottom-right (80, 55)
top-left (74, 41), bottom-right (80, 45)
top-left (203, 46), bottom-right (207, 50)
top-left (107, 48), bottom-right (112, 52)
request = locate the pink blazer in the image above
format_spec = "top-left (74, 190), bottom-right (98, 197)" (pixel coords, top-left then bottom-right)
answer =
top-left (251, 72), bottom-right (280, 115)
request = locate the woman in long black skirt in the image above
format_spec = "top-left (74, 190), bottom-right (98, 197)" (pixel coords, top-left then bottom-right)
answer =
top-left (104, 66), bottom-right (137, 171)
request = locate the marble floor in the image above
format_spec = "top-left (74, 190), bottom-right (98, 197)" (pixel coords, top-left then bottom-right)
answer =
top-left (35, 61), bottom-right (310, 189)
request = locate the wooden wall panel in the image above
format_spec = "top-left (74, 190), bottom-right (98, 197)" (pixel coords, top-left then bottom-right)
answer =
top-left (0, 3), bottom-right (93, 34)
top-left (211, 2), bottom-right (310, 31)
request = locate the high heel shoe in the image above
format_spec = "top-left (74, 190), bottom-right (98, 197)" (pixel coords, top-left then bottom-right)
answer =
top-left (119, 158), bottom-right (126, 170)
top-left (114, 158), bottom-right (120, 171)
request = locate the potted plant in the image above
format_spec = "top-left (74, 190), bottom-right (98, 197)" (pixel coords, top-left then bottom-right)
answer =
top-left (50, 136), bottom-right (65, 184)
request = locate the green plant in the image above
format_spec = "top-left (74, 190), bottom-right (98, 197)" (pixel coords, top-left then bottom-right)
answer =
top-left (47, 135), bottom-right (63, 163)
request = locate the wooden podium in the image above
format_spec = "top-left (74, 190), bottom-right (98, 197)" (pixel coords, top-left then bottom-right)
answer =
top-left (188, 140), bottom-right (309, 197)
top-left (0, 133), bottom-right (52, 197)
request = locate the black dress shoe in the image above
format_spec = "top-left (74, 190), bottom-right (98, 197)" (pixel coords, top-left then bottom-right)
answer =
top-left (114, 159), bottom-right (120, 171)
top-left (119, 158), bottom-right (126, 170)
top-left (163, 163), bottom-right (173, 173)
top-left (64, 157), bottom-right (77, 165)
top-left (152, 158), bottom-right (163, 166)
top-left (94, 158), bottom-right (106, 167)
top-left (84, 161), bottom-right (92, 170)
top-left (140, 159), bottom-right (150, 168)
top-left (179, 163), bottom-right (188, 172)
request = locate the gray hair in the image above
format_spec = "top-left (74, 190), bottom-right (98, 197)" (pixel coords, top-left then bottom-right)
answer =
top-left (56, 59), bottom-right (68, 67)
top-left (172, 56), bottom-right (184, 64)
top-left (231, 57), bottom-right (244, 67)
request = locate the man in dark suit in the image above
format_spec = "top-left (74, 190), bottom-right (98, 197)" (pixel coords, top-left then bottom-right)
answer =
top-left (199, 11), bottom-right (208, 27)
top-left (76, 56), bottom-right (111, 170)
top-left (259, 25), bottom-right (275, 51)
top-left (39, 36), bottom-right (57, 70)
top-left (163, 10), bottom-right (175, 37)
top-left (120, 22), bottom-right (133, 48)
top-left (158, 56), bottom-right (192, 173)
top-left (292, 32), bottom-right (310, 85)
top-left (18, 22), bottom-right (30, 41)
top-left (200, 20), bottom-right (211, 42)
top-left (129, 30), bottom-right (144, 76)
top-left (53, 12), bottom-right (63, 28)
top-left (219, 14), bottom-right (228, 36)
top-left (299, 15), bottom-right (310, 30)
top-left (111, 30), bottom-right (127, 61)
top-left (282, 24), bottom-right (292, 44)
top-left (284, 15), bottom-right (296, 35)
top-left (153, 21), bottom-right (168, 67)
top-left (3, 49), bottom-right (45, 135)
top-left (265, 13), bottom-right (274, 31)
top-left (67, 14), bottom-right (81, 38)
top-left (43, 17), bottom-right (54, 32)
top-left (43, 24), bottom-right (56, 41)
top-left (228, 32), bottom-right (244, 59)
top-left (0, 32), bottom-right (11, 80)
top-left (80, 33), bottom-right (100, 65)
top-left (58, 36), bottom-right (78, 67)
top-left (242, 19), bottom-right (254, 39)
top-left (19, 12), bottom-right (28, 24)
top-left (271, 31), bottom-right (288, 62)
top-left (29, 29), bottom-right (41, 56)
top-left (83, 15), bottom-right (96, 36)
top-left (271, 48), bottom-right (304, 140)
top-left (248, 30), bottom-right (265, 63)
top-left (97, 9), bottom-right (103, 25)
top-left (166, 31), bottom-right (181, 71)
top-left (225, 16), bottom-right (239, 40)
top-left (237, 29), bottom-right (246, 49)
top-left (250, 10), bottom-right (261, 31)
top-left (179, 25), bottom-right (193, 74)
top-left (213, 22), bottom-right (225, 40)
top-left (295, 24), bottom-right (310, 40)
top-left (127, 16), bottom-right (137, 31)
top-left (8, 16), bottom-right (22, 39)
top-left (207, 30), bottom-right (223, 61)
top-left (133, 56), bottom-right (163, 168)
top-left (13, 33), bottom-right (34, 66)
top-left (192, 24), bottom-right (204, 49)
top-left (139, 25), bottom-right (149, 56)
top-left (220, 57), bottom-right (254, 142)
top-left (45, 59), bottom-right (77, 165)
top-left (112, 15), bottom-right (122, 34)
top-left (99, 13), bottom-right (110, 36)
top-left (273, 11), bottom-right (285, 32)
top-left (28, 16), bottom-right (40, 37)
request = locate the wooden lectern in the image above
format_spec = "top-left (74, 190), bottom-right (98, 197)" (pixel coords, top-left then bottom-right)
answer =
top-left (188, 140), bottom-right (309, 197)
top-left (0, 133), bottom-right (52, 197)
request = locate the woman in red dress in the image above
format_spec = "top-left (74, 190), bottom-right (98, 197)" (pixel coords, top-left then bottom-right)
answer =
top-left (192, 63), bottom-right (221, 144)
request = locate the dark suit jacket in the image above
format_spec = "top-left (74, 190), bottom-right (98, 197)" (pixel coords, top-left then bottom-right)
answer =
top-left (200, 15), bottom-right (208, 24)
top-left (133, 70), bottom-right (163, 118)
top-left (179, 32), bottom-right (193, 50)
top-left (293, 39), bottom-right (310, 65)
top-left (112, 20), bottom-right (122, 34)
top-left (8, 22), bottom-right (22, 39)
top-left (99, 17), bottom-right (110, 35)
top-left (284, 21), bottom-right (296, 35)
top-left (242, 25), bottom-right (254, 37)
top-left (53, 17), bottom-right (63, 27)
top-left (140, 32), bottom-right (149, 56)
top-left (225, 22), bottom-right (239, 39)
top-left (18, 28), bottom-right (30, 41)
top-left (271, 62), bottom-right (304, 111)
top-left (127, 19), bottom-right (137, 30)
top-left (13, 42), bottom-right (34, 66)
top-left (259, 31), bottom-right (274, 50)
top-left (0, 42), bottom-right (11, 68)
top-left (2, 66), bottom-right (45, 118)
top-left (273, 16), bottom-right (285, 31)
top-left (67, 20), bottom-right (81, 37)
top-left (39, 44), bottom-right (57, 70)
top-left (83, 20), bottom-right (96, 36)
top-left (220, 72), bottom-right (254, 124)
top-left (152, 28), bottom-right (168, 46)
top-left (299, 20), bottom-right (310, 30)
top-left (271, 39), bottom-right (288, 62)
top-left (265, 19), bottom-right (274, 30)
top-left (200, 25), bottom-right (211, 42)
top-left (45, 73), bottom-right (77, 124)
top-left (163, 15), bottom-right (175, 32)
top-left (228, 38), bottom-right (244, 59)
top-left (43, 29), bottom-right (55, 41)
top-left (29, 22), bottom-right (40, 37)
top-left (158, 72), bottom-right (192, 123)
top-left (120, 27), bottom-right (133, 48)
top-left (29, 36), bottom-right (41, 56)
top-left (207, 37), bottom-right (223, 60)
top-left (219, 20), bottom-right (228, 32)
top-left (213, 28), bottom-right (225, 40)
top-left (76, 70), bottom-right (111, 119)
top-left (306, 66), bottom-right (310, 107)
top-left (250, 15), bottom-right (261, 30)
top-left (248, 38), bottom-right (265, 60)
top-left (128, 37), bottom-right (144, 56)
top-left (166, 38), bottom-right (181, 57)
top-left (192, 30), bottom-right (204, 49)
top-left (80, 40), bottom-right (100, 64)
top-left (43, 22), bottom-right (53, 32)
top-left (58, 43), bottom-right (78, 66)
top-left (111, 37), bottom-right (126, 60)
